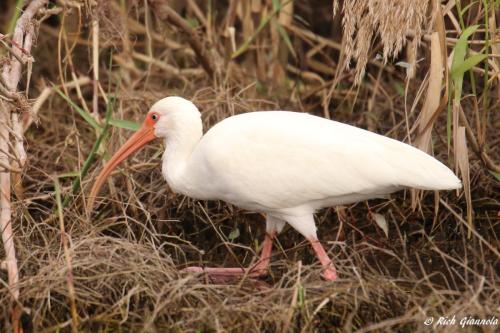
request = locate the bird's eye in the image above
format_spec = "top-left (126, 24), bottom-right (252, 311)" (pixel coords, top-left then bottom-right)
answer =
top-left (151, 113), bottom-right (159, 122)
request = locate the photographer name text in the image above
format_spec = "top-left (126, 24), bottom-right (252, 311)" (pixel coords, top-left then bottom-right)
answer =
top-left (424, 315), bottom-right (497, 328)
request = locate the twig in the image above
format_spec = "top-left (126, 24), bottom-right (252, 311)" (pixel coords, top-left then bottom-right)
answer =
top-left (232, 0), bottom-right (293, 59)
top-left (284, 22), bottom-right (394, 74)
top-left (0, 159), bottom-right (21, 173)
top-left (92, 17), bottom-right (100, 121)
top-left (0, 80), bottom-right (15, 100)
top-left (131, 52), bottom-right (204, 78)
top-left (0, 1), bottom-right (48, 332)
top-left (148, 0), bottom-right (215, 78)
top-left (125, 16), bottom-right (194, 56)
top-left (11, 113), bottom-right (25, 167)
top-left (187, 0), bottom-right (208, 28)
top-left (0, 39), bottom-right (27, 65)
top-left (65, 98), bottom-right (114, 208)
top-left (439, 199), bottom-right (500, 258)
top-left (459, 106), bottom-right (500, 173)
top-left (0, 102), bottom-right (19, 330)
top-left (26, 76), bottom-right (92, 132)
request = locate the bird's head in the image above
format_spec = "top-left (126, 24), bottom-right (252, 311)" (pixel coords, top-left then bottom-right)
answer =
top-left (147, 96), bottom-right (201, 138)
top-left (87, 96), bottom-right (200, 209)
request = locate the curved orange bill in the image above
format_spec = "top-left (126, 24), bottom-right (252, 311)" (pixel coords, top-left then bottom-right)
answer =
top-left (88, 123), bottom-right (157, 210)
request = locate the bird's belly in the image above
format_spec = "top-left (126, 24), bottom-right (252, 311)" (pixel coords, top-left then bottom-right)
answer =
top-left (227, 200), bottom-right (270, 212)
top-left (213, 189), bottom-right (397, 215)
top-left (307, 191), bottom-right (394, 209)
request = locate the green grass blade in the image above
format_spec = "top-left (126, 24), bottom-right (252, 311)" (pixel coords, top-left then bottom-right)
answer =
top-left (5, 0), bottom-right (24, 34)
top-left (460, 1), bottom-right (478, 16)
top-left (228, 227), bottom-right (240, 241)
top-left (451, 54), bottom-right (488, 78)
top-left (449, 24), bottom-right (481, 150)
top-left (108, 118), bottom-right (140, 131)
top-left (272, 0), bottom-right (296, 59)
top-left (58, 171), bottom-right (81, 178)
top-left (446, 86), bottom-right (453, 148)
top-left (54, 85), bottom-right (102, 131)
top-left (54, 177), bottom-right (64, 223)
top-left (490, 171), bottom-right (500, 182)
top-left (62, 97), bottom-right (115, 207)
top-left (451, 25), bottom-right (480, 75)
top-left (276, 24), bottom-right (297, 59)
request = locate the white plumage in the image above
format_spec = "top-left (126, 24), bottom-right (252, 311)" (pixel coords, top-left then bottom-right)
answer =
top-left (90, 96), bottom-right (461, 281)
top-left (181, 111), bottom-right (459, 205)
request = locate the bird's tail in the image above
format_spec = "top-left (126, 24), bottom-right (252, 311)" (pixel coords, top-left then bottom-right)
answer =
top-left (396, 148), bottom-right (462, 190)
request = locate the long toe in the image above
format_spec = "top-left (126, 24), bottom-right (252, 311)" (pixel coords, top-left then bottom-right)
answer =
top-left (248, 263), bottom-right (270, 278)
top-left (181, 266), bottom-right (267, 284)
top-left (182, 267), bottom-right (246, 275)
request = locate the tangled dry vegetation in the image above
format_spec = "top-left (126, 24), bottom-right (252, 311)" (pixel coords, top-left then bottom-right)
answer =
top-left (0, 0), bottom-right (499, 332)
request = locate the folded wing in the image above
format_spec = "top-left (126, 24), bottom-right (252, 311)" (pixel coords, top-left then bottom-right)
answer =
top-left (189, 111), bottom-right (461, 210)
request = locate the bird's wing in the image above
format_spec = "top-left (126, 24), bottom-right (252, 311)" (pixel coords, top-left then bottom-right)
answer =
top-left (189, 111), bottom-right (460, 210)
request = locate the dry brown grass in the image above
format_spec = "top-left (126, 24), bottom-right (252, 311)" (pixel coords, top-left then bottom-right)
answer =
top-left (0, 0), bottom-right (499, 332)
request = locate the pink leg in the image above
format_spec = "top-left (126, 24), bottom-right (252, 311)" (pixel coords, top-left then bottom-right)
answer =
top-left (183, 231), bottom-right (275, 281)
top-left (249, 231), bottom-right (275, 275)
top-left (308, 238), bottom-right (337, 281)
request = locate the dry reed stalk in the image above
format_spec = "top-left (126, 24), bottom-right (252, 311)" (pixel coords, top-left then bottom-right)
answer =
top-left (456, 127), bottom-right (473, 237)
top-left (131, 52), bottom-right (205, 79)
top-left (412, 0), bottom-right (449, 142)
top-left (407, 0), bottom-right (449, 212)
top-left (0, 101), bottom-right (18, 332)
top-left (149, 0), bottom-right (215, 79)
top-left (25, 76), bottom-right (92, 132)
top-left (270, 0), bottom-right (294, 88)
top-left (10, 111), bottom-right (24, 201)
top-left (0, 1), bottom-right (48, 331)
top-left (270, 5), bottom-right (282, 86)
top-left (488, 9), bottom-right (500, 96)
top-left (365, 67), bottom-right (383, 131)
top-left (458, 107), bottom-right (500, 173)
top-left (146, 0), bottom-right (156, 79)
top-left (239, 0), bottom-right (254, 47)
top-left (92, 17), bottom-right (100, 121)
top-left (411, 32), bottom-right (443, 210)
top-left (126, 16), bottom-right (194, 56)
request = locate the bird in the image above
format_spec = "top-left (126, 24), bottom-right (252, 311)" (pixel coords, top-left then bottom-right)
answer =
top-left (88, 96), bottom-right (461, 281)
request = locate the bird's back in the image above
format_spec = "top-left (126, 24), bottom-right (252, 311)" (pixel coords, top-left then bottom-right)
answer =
top-left (186, 111), bottom-right (461, 213)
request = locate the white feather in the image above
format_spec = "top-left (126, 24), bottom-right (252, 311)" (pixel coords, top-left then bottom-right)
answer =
top-left (152, 97), bottom-right (461, 234)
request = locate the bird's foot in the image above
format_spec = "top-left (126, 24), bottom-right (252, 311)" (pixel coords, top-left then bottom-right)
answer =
top-left (183, 230), bottom-right (274, 283)
top-left (182, 267), bottom-right (245, 283)
top-left (182, 264), bottom-right (269, 283)
top-left (321, 265), bottom-right (337, 281)
top-left (307, 237), bottom-right (338, 281)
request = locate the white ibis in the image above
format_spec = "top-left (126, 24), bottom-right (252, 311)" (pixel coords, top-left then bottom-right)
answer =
top-left (89, 96), bottom-right (461, 281)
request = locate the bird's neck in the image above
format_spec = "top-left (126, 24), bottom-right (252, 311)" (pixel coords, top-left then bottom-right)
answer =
top-left (161, 122), bottom-right (202, 195)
